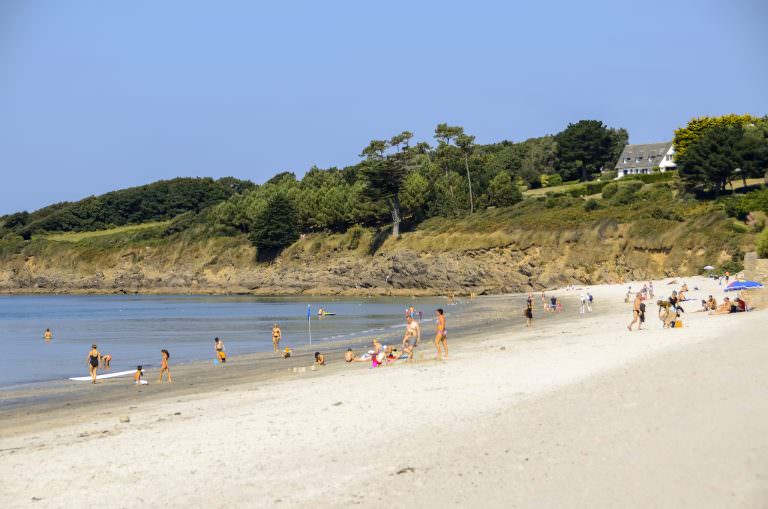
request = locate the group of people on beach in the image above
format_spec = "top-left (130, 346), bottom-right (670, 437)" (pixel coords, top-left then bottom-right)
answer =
top-left (84, 344), bottom-right (171, 384)
top-left (341, 308), bottom-right (448, 367)
top-left (628, 279), bottom-right (750, 331)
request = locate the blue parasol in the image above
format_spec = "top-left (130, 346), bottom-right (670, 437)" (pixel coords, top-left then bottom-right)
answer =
top-left (724, 280), bottom-right (763, 292)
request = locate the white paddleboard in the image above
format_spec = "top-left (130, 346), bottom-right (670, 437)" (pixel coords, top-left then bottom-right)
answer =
top-left (69, 370), bottom-right (135, 381)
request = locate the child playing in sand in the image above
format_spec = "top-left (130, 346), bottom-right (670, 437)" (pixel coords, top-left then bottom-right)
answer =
top-left (282, 347), bottom-right (292, 359)
top-left (314, 352), bottom-right (326, 366)
top-left (134, 365), bottom-right (144, 385)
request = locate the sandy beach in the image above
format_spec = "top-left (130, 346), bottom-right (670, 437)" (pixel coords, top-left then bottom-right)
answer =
top-left (1, 276), bottom-right (767, 508)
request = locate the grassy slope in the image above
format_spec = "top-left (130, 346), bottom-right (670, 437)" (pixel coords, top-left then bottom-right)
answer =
top-left (40, 221), bottom-right (171, 242)
top-left (0, 183), bottom-right (758, 293)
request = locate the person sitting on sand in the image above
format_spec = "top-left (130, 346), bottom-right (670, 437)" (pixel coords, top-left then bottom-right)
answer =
top-left (101, 353), bottom-right (112, 370)
top-left (214, 337), bottom-right (226, 363)
top-left (735, 297), bottom-right (747, 312)
top-left (159, 349), bottom-right (171, 383)
top-left (43, 328), bottom-right (52, 341)
top-left (700, 300), bottom-right (709, 312)
top-left (714, 297), bottom-right (732, 315)
top-left (707, 295), bottom-right (717, 311)
top-left (282, 347), bottom-right (292, 359)
top-left (314, 352), bottom-right (326, 366)
top-left (87, 344), bottom-right (101, 384)
top-left (657, 300), bottom-right (674, 328)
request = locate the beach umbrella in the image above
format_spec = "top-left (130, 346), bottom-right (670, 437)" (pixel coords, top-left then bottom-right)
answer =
top-left (703, 265), bottom-right (715, 271)
top-left (724, 280), bottom-right (763, 292)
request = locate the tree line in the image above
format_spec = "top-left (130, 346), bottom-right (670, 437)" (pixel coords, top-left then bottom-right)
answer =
top-left (213, 120), bottom-right (629, 254)
top-left (1, 177), bottom-right (253, 239)
top-left (674, 114), bottom-right (768, 193)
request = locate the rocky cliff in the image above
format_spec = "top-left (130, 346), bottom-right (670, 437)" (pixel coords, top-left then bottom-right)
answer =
top-left (0, 213), bottom-right (748, 295)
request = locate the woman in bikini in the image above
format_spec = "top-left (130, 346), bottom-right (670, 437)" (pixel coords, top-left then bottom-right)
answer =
top-left (87, 344), bottom-right (101, 384)
top-left (524, 300), bottom-right (533, 327)
top-left (271, 324), bottom-right (282, 353)
top-left (159, 349), bottom-right (172, 383)
top-left (434, 308), bottom-right (448, 360)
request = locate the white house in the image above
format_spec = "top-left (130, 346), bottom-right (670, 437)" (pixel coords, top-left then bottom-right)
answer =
top-left (614, 141), bottom-right (675, 178)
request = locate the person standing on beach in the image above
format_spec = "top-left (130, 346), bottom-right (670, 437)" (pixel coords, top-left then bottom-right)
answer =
top-left (524, 300), bottom-right (533, 327)
top-left (159, 349), bottom-right (172, 383)
top-left (434, 308), bottom-right (448, 360)
top-left (628, 294), bottom-right (643, 331)
top-left (214, 337), bottom-right (226, 363)
top-left (271, 323), bottom-right (282, 353)
top-left (402, 316), bottom-right (421, 348)
top-left (87, 344), bottom-right (101, 384)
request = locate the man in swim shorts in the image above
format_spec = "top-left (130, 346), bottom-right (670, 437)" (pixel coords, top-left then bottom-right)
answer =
top-left (402, 316), bottom-right (421, 349)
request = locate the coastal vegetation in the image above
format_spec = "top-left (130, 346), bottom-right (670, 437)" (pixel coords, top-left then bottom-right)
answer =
top-left (0, 115), bottom-right (766, 294)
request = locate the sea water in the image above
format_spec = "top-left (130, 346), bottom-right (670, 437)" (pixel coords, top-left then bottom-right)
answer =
top-left (0, 294), bottom-right (457, 387)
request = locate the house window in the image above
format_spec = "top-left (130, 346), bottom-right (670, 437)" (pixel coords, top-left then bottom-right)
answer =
top-left (635, 157), bottom-right (642, 163)
top-left (666, 154), bottom-right (673, 161)
top-left (624, 157), bottom-right (630, 163)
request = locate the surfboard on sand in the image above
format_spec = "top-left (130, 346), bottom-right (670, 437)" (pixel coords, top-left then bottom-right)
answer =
top-left (69, 370), bottom-right (135, 381)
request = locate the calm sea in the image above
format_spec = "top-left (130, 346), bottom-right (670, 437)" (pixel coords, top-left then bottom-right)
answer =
top-left (0, 294), bottom-right (457, 387)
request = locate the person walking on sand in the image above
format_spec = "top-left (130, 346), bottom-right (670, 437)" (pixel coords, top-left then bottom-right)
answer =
top-left (159, 349), bottom-right (172, 383)
top-left (628, 293), bottom-right (643, 331)
top-left (402, 316), bottom-right (421, 349)
top-left (524, 299), bottom-right (533, 327)
top-left (87, 344), bottom-right (101, 384)
top-left (271, 323), bottom-right (282, 353)
top-left (214, 337), bottom-right (226, 363)
top-left (434, 308), bottom-right (448, 360)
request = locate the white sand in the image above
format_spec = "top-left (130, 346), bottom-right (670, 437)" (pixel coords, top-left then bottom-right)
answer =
top-left (2, 276), bottom-right (767, 508)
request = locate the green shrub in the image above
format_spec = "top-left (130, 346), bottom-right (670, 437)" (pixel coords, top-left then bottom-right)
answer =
top-left (347, 225), bottom-right (364, 250)
top-left (757, 226), bottom-right (768, 258)
top-left (583, 198), bottom-right (600, 212)
top-left (602, 182), bottom-right (618, 199)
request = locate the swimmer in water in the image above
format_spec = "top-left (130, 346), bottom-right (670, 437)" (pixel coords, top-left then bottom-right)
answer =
top-left (271, 323), bottom-right (282, 353)
top-left (87, 344), bottom-right (101, 384)
top-left (434, 308), bottom-right (448, 360)
top-left (159, 349), bottom-right (171, 383)
top-left (43, 328), bottom-right (53, 341)
top-left (101, 353), bottom-right (112, 370)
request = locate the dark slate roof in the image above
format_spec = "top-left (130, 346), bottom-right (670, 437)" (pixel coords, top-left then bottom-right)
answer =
top-left (615, 141), bottom-right (672, 171)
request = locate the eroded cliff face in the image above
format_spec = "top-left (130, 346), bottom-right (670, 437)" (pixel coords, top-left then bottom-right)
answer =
top-left (0, 216), bottom-right (743, 295)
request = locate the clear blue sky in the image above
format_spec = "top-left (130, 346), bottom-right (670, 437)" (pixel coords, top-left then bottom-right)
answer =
top-left (1, 0), bottom-right (766, 215)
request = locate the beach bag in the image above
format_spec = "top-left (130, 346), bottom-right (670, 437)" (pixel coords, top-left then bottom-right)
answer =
top-left (674, 320), bottom-right (683, 328)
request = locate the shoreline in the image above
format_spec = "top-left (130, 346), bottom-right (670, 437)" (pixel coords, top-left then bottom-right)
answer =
top-left (2, 276), bottom-right (765, 507)
top-left (0, 292), bottom-right (581, 436)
